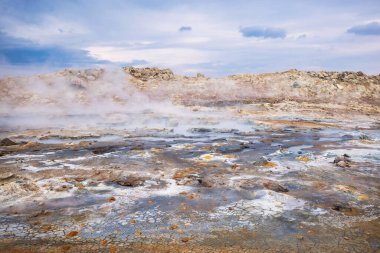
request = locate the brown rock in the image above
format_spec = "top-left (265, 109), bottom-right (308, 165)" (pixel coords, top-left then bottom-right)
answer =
top-left (337, 161), bottom-right (349, 168)
top-left (263, 180), bottom-right (289, 192)
top-left (107, 196), bottom-right (116, 202)
top-left (116, 175), bottom-right (145, 187)
top-left (0, 172), bottom-right (14, 180)
top-left (181, 237), bottom-right (190, 243)
top-left (32, 210), bottom-right (51, 217)
top-left (66, 231), bottom-right (79, 237)
top-left (169, 224), bottom-right (179, 230)
top-left (173, 168), bottom-right (201, 186)
top-left (61, 245), bottom-right (71, 251)
top-left (124, 67), bottom-right (174, 81)
top-left (0, 138), bottom-right (17, 146)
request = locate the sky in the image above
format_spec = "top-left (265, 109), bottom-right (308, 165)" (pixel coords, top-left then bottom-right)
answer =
top-left (1, 0), bottom-right (380, 76)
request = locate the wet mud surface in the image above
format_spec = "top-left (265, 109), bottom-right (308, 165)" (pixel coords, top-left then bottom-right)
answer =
top-left (0, 104), bottom-right (379, 252)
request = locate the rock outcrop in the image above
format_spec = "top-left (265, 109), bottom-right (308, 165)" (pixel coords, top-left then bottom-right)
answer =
top-left (1, 67), bottom-right (379, 121)
top-left (123, 67), bottom-right (174, 81)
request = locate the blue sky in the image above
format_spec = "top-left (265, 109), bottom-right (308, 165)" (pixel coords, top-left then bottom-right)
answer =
top-left (1, 0), bottom-right (380, 76)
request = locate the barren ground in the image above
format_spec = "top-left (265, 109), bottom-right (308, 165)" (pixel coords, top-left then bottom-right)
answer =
top-left (0, 68), bottom-right (379, 252)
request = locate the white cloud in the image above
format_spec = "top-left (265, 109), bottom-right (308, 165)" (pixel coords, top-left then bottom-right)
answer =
top-left (1, 16), bottom-right (89, 45)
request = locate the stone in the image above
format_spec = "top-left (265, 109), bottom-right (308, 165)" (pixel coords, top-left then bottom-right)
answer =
top-left (253, 157), bottom-right (277, 167)
top-left (198, 178), bottom-right (214, 188)
top-left (331, 204), bottom-right (352, 213)
top-left (173, 168), bottom-right (201, 186)
top-left (66, 231), bottom-right (79, 237)
top-left (292, 82), bottom-right (301, 88)
top-left (196, 73), bottom-right (205, 78)
top-left (0, 138), bottom-right (17, 146)
top-left (333, 154), bottom-right (351, 167)
top-left (189, 128), bottom-right (212, 133)
top-left (337, 161), bottom-right (349, 167)
top-left (108, 196), bottom-right (116, 202)
top-left (124, 67), bottom-right (174, 81)
top-left (181, 237), bottom-right (190, 243)
top-left (169, 224), bottom-right (179, 230)
top-left (116, 176), bottom-right (145, 187)
top-left (263, 180), bottom-right (289, 192)
top-left (0, 172), bottom-right (14, 180)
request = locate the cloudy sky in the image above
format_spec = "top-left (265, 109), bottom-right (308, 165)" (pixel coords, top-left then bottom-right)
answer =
top-left (1, 0), bottom-right (380, 76)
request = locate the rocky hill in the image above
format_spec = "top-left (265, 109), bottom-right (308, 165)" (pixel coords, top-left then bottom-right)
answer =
top-left (1, 67), bottom-right (379, 118)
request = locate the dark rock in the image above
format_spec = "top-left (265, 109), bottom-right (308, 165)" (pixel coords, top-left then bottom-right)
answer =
top-left (91, 147), bottom-right (114, 155)
top-left (124, 67), bottom-right (174, 81)
top-left (196, 73), bottom-right (205, 78)
top-left (331, 204), bottom-right (359, 215)
top-left (216, 144), bottom-right (247, 154)
top-left (189, 128), bottom-right (212, 133)
top-left (292, 82), bottom-right (301, 88)
top-left (359, 134), bottom-right (371, 140)
top-left (341, 134), bottom-right (353, 140)
top-left (263, 180), bottom-right (289, 192)
top-left (0, 138), bottom-right (17, 146)
top-left (198, 178), bottom-right (214, 188)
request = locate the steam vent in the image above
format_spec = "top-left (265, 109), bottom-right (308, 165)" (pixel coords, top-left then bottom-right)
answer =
top-left (0, 66), bottom-right (379, 252)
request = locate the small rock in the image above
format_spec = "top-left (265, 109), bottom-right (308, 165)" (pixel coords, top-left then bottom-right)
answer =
top-left (263, 180), bottom-right (289, 192)
top-left (181, 237), bottom-right (190, 243)
top-left (61, 245), bottom-right (71, 251)
top-left (54, 184), bottom-right (71, 192)
top-left (292, 82), bottom-right (301, 88)
top-left (337, 161), bottom-right (349, 168)
top-left (116, 176), bottom-right (145, 187)
top-left (333, 154), bottom-right (351, 167)
top-left (331, 204), bottom-right (359, 215)
top-left (32, 210), bottom-right (51, 217)
top-left (66, 231), bottom-right (79, 237)
top-left (359, 134), bottom-right (371, 140)
top-left (173, 168), bottom-right (201, 186)
top-left (189, 128), bottom-right (212, 133)
top-left (169, 224), bottom-right (179, 230)
top-left (198, 178), bottom-right (214, 188)
top-left (107, 196), bottom-right (116, 202)
top-left (253, 157), bottom-right (276, 167)
top-left (196, 73), bottom-right (205, 78)
top-left (0, 172), bottom-right (14, 180)
top-left (0, 138), bottom-right (17, 146)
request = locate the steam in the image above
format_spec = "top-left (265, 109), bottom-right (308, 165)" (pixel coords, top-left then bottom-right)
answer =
top-left (1, 67), bottom-right (376, 134)
top-left (0, 68), bottom-right (244, 134)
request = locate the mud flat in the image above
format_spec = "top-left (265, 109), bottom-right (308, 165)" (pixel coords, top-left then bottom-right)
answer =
top-left (0, 68), bottom-right (379, 252)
